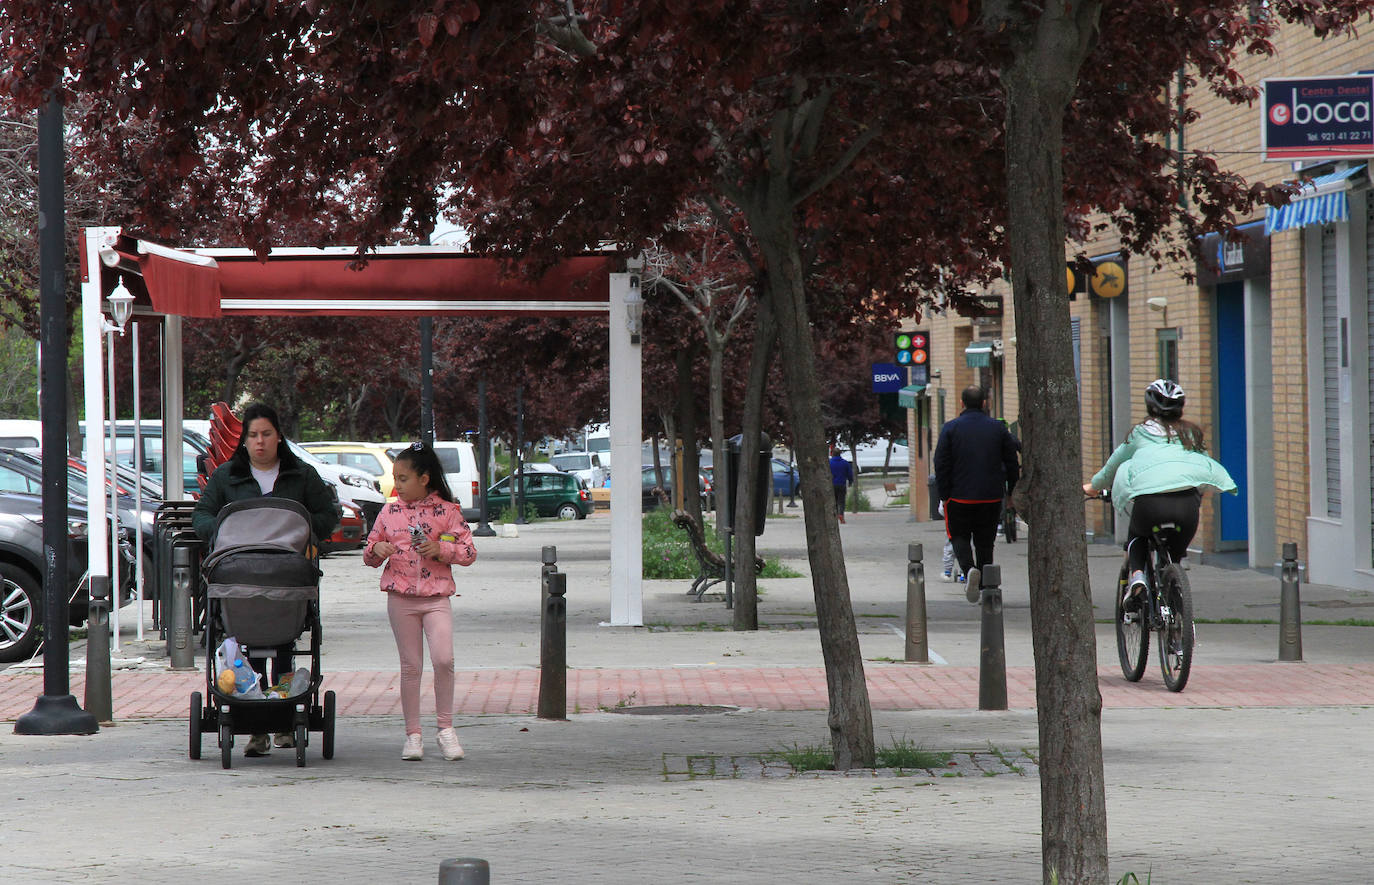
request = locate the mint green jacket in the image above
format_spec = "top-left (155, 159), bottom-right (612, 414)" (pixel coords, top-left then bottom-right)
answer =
top-left (1090, 422), bottom-right (1238, 514)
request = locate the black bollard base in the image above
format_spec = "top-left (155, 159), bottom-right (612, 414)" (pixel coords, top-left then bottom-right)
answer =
top-left (15, 694), bottom-right (99, 735)
top-left (439, 857), bottom-right (490, 885)
top-left (472, 524), bottom-right (497, 537)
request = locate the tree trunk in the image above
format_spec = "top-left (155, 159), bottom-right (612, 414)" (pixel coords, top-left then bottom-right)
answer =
top-left (750, 207), bottom-right (874, 769)
top-left (1001, 4), bottom-right (1108, 881)
top-left (732, 295), bottom-right (777, 631)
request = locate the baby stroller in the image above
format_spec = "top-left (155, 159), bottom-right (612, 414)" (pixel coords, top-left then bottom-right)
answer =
top-left (188, 498), bottom-right (336, 769)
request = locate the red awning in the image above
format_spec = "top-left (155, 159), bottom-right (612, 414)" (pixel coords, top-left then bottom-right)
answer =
top-left (107, 235), bottom-right (615, 319)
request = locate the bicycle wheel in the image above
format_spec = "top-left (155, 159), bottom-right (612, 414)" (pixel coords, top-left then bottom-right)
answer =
top-left (1157, 563), bottom-right (1195, 692)
top-left (1115, 565), bottom-right (1148, 681)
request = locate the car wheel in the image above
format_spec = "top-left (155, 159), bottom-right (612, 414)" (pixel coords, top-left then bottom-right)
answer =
top-left (557, 503), bottom-right (580, 520)
top-left (0, 563), bottom-right (41, 663)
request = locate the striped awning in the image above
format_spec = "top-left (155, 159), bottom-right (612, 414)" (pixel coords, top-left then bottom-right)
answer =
top-left (965, 340), bottom-right (994, 368)
top-left (1265, 165), bottom-right (1367, 235)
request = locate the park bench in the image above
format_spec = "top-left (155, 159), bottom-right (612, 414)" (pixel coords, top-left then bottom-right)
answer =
top-left (671, 509), bottom-right (764, 600)
top-left (882, 481), bottom-right (905, 505)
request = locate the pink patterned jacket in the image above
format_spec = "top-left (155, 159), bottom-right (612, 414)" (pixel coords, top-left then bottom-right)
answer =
top-left (363, 493), bottom-right (477, 596)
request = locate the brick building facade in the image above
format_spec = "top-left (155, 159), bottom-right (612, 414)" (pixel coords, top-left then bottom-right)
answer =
top-left (904, 24), bottom-right (1373, 589)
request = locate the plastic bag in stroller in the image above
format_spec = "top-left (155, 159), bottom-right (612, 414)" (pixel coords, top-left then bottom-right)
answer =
top-left (188, 497), bottom-right (337, 768)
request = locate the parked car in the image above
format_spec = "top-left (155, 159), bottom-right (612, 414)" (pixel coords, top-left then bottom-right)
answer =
top-left (853, 437), bottom-right (910, 473)
top-left (701, 457), bottom-right (798, 497)
top-left (79, 420), bottom-right (214, 498)
top-left (0, 490), bottom-right (136, 663)
top-left (548, 451), bottom-right (608, 489)
top-left (0, 419), bottom-right (42, 449)
top-left (0, 448), bottom-right (158, 573)
top-left (485, 470), bottom-right (591, 520)
top-left (302, 441), bottom-right (398, 498)
top-left (638, 465), bottom-right (711, 512)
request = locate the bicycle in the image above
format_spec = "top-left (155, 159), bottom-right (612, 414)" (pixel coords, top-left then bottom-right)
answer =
top-left (1086, 489), bottom-right (1195, 691)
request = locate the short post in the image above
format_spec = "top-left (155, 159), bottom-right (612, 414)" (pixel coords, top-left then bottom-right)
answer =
top-left (904, 542), bottom-right (929, 663)
top-left (168, 543), bottom-right (196, 670)
top-left (1279, 541), bottom-right (1303, 662)
top-left (83, 575), bottom-right (112, 722)
top-left (537, 571), bottom-right (567, 719)
top-left (978, 564), bottom-right (1007, 711)
top-left (439, 858), bottom-right (490, 885)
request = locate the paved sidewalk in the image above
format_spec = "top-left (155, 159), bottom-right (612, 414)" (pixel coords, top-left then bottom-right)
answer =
top-left (4, 500), bottom-right (1372, 883)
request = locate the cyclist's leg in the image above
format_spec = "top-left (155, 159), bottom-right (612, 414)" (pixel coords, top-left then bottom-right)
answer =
top-left (1135, 489), bottom-right (1201, 563)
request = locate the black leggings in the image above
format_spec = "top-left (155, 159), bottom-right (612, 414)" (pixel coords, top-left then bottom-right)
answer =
top-left (1125, 489), bottom-right (1201, 574)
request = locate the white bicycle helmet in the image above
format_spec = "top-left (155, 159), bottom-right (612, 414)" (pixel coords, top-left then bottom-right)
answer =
top-left (1144, 379), bottom-right (1185, 418)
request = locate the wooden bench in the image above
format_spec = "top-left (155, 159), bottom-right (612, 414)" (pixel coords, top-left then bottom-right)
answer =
top-left (882, 482), bottom-right (902, 504)
top-left (671, 509), bottom-right (764, 600)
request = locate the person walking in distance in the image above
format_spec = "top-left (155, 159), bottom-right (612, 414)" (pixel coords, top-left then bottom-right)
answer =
top-left (828, 445), bottom-right (855, 523)
top-left (364, 442), bottom-right (477, 762)
top-left (934, 386), bottom-right (1020, 603)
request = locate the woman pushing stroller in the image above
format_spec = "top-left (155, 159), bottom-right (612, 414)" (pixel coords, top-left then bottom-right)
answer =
top-left (194, 402), bottom-right (338, 757)
top-left (364, 442), bottom-right (477, 762)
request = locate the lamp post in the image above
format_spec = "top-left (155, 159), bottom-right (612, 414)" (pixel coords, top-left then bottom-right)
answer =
top-left (16, 95), bottom-right (98, 735)
top-left (84, 277), bottom-right (134, 723)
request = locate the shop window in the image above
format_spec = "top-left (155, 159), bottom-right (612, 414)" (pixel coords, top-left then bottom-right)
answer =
top-left (1156, 328), bottom-right (1179, 382)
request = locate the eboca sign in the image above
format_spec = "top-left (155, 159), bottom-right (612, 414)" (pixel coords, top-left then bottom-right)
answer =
top-left (1263, 74), bottom-right (1374, 161)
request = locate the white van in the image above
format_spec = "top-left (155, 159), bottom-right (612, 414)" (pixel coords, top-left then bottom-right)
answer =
top-left (584, 424), bottom-right (611, 470)
top-left (387, 440), bottom-right (480, 517)
top-left (549, 451), bottom-right (608, 489)
top-left (0, 419), bottom-right (43, 449)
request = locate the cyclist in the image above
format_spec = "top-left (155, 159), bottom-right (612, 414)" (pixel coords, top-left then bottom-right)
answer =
top-left (1081, 379), bottom-right (1237, 609)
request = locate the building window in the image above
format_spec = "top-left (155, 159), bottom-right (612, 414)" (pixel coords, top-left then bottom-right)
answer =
top-left (1156, 328), bottom-right (1179, 382)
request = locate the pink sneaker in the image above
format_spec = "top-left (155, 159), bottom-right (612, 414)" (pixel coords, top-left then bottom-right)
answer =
top-left (436, 727), bottom-right (465, 761)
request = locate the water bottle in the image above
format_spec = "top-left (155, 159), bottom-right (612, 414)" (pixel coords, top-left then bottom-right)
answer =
top-left (232, 657), bottom-right (260, 697)
top-left (288, 667), bottom-right (312, 697)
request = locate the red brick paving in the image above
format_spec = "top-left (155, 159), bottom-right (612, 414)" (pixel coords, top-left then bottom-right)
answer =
top-left (4, 662), bottom-right (1373, 721)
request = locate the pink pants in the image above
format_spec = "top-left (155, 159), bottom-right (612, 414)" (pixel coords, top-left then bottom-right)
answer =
top-left (386, 593), bottom-right (455, 734)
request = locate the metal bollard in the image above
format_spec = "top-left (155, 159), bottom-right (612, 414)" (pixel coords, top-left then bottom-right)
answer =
top-left (168, 544), bottom-right (196, 670)
top-left (537, 571), bottom-right (567, 719)
top-left (84, 574), bottom-right (112, 722)
top-left (904, 543), bottom-right (929, 663)
top-left (1279, 541), bottom-right (1303, 662)
top-left (978, 564), bottom-right (1007, 711)
top-left (439, 858), bottom-right (490, 885)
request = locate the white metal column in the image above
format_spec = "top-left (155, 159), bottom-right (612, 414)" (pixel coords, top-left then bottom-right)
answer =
top-left (607, 271), bottom-right (643, 626)
top-left (80, 229), bottom-right (111, 606)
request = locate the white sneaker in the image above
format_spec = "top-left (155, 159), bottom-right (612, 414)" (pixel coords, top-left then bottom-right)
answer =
top-left (436, 727), bottom-right (465, 761)
top-left (402, 733), bottom-right (424, 761)
top-left (941, 569), bottom-right (954, 583)
top-left (965, 567), bottom-right (982, 604)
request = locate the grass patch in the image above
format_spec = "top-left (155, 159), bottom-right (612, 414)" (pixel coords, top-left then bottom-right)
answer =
top-left (766, 738), bottom-right (952, 772)
top-left (640, 507), bottom-right (801, 580)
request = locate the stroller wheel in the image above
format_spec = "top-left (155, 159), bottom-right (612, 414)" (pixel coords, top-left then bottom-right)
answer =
top-left (295, 721), bottom-right (307, 768)
top-left (322, 691), bottom-right (336, 760)
top-left (189, 692), bottom-right (202, 760)
top-left (220, 721), bottom-right (234, 770)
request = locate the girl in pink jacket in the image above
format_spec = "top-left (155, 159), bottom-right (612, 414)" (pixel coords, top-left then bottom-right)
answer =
top-left (363, 442), bottom-right (477, 762)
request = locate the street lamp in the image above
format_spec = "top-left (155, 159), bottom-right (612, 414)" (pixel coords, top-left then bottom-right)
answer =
top-left (107, 277), bottom-right (135, 333)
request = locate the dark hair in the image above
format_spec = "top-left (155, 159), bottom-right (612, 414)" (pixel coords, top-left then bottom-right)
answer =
top-left (1137, 415), bottom-right (1206, 453)
top-left (961, 385), bottom-right (987, 410)
top-left (393, 442), bottom-right (455, 502)
top-left (231, 402), bottom-right (294, 467)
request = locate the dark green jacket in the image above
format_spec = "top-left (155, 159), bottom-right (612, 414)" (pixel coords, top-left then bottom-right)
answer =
top-left (193, 451), bottom-right (339, 545)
